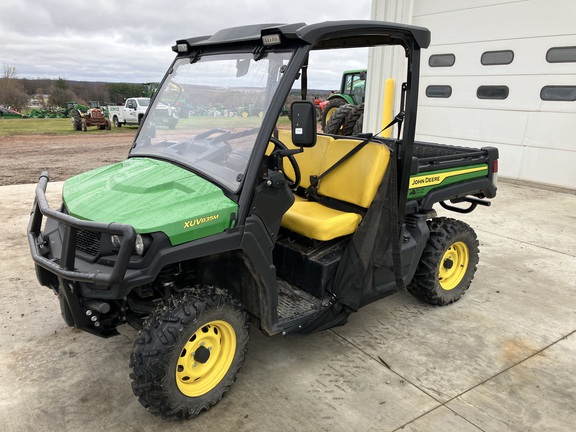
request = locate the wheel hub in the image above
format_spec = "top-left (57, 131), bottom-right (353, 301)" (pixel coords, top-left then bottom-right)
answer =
top-left (194, 345), bottom-right (211, 364)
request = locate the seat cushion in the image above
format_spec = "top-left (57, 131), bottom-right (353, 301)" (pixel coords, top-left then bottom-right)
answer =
top-left (282, 196), bottom-right (362, 241)
top-left (275, 132), bottom-right (389, 241)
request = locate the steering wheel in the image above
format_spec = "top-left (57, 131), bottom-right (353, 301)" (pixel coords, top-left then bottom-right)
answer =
top-left (167, 128), bottom-right (232, 155)
top-left (269, 136), bottom-right (301, 189)
top-left (194, 129), bottom-right (232, 143)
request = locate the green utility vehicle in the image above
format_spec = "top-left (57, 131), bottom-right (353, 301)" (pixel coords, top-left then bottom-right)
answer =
top-left (320, 69), bottom-right (366, 131)
top-left (28, 21), bottom-right (498, 420)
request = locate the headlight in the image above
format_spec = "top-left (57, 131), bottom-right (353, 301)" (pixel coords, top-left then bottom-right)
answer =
top-left (110, 233), bottom-right (150, 256)
top-left (135, 234), bottom-right (145, 256)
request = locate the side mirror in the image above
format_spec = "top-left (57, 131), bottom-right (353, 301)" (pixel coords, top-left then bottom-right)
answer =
top-left (291, 100), bottom-right (316, 147)
top-left (236, 58), bottom-right (250, 77)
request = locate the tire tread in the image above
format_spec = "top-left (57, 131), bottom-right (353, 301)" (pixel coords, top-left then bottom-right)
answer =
top-left (129, 286), bottom-right (249, 420)
top-left (407, 217), bottom-right (479, 306)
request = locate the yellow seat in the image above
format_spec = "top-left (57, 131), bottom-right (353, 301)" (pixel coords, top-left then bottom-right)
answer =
top-left (280, 196), bottom-right (362, 241)
top-left (278, 132), bottom-right (391, 241)
top-left (277, 130), bottom-right (330, 188)
top-left (316, 140), bottom-right (390, 208)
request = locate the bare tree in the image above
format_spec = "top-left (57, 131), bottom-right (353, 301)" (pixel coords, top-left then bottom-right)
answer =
top-left (0, 79), bottom-right (29, 110)
top-left (0, 63), bottom-right (29, 110)
top-left (2, 63), bottom-right (17, 79)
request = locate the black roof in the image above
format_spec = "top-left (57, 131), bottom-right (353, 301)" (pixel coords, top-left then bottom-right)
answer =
top-left (174, 20), bottom-right (430, 52)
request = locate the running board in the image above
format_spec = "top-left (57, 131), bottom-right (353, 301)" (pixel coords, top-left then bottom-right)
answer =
top-left (277, 279), bottom-right (321, 321)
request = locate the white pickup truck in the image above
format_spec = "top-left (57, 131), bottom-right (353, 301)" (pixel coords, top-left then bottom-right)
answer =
top-left (109, 97), bottom-right (179, 128)
top-left (108, 98), bottom-right (150, 127)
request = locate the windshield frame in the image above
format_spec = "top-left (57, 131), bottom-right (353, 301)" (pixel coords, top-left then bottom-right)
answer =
top-left (129, 47), bottom-right (295, 194)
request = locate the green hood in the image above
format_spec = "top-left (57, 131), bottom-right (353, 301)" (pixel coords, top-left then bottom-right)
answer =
top-left (63, 158), bottom-right (237, 245)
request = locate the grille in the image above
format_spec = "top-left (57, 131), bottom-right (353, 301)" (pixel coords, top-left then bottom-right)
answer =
top-left (76, 230), bottom-right (102, 256)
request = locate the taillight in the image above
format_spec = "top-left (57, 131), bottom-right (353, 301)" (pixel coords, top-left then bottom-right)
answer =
top-left (492, 160), bottom-right (499, 187)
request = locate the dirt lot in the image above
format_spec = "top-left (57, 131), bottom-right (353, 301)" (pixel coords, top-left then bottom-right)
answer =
top-left (0, 133), bottom-right (136, 186)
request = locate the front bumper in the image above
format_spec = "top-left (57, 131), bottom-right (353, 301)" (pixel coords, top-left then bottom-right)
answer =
top-left (28, 172), bottom-right (137, 288)
top-left (28, 173), bottom-right (137, 336)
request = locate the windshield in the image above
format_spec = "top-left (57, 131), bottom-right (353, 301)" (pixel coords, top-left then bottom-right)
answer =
top-left (135, 98), bottom-right (150, 106)
top-left (131, 51), bottom-right (292, 192)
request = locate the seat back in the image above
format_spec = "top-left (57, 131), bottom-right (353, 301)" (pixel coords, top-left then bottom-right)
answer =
top-left (317, 140), bottom-right (390, 208)
top-left (277, 129), bottom-right (330, 189)
top-left (275, 129), bottom-right (390, 209)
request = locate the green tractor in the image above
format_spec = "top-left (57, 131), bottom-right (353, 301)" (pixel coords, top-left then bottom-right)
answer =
top-left (237, 103), bottom-right (264, 118)
top-left (320, 69), bottom-right (366, 132)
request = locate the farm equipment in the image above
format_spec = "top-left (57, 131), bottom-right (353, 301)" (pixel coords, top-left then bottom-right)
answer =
top-left (237, 103), bottom-right (264, 118)
top-left (0, 107), bottom-right (26, 119)
top-left (313, 96), bottom-right (325, 121)
top-left (71, 101), bottom-right (111, 131)
top-left (28, 21), bottom-right (499, 420)
top-left (320, 69), bottom-right (366, 131)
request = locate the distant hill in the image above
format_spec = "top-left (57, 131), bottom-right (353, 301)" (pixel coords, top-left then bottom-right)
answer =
top-left (15, 78), bottom-right (155, 107)
top-left (9, 77), bottom-right (334, 112)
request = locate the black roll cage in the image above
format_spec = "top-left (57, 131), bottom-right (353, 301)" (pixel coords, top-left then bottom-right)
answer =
top-left (168, 20), bottom-right (430, 227)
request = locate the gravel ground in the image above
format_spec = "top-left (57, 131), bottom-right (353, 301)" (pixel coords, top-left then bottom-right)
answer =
top-left (0, 133), bottom-right (135, 186)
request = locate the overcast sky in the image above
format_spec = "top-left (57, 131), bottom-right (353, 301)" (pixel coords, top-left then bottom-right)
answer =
top-left (1, 0), bottom-right (372, 87)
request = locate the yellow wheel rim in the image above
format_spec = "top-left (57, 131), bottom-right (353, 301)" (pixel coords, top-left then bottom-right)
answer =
top-left (176, 320), bottom-right (236, 397)
top-left (438, 241), bottom-right (469, 290)
top-left (325, 107), bottom-right (337, 123)
top-left (241, 111), bottom-right (249, 118)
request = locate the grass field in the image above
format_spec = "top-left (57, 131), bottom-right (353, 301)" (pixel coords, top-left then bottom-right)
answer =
top-left (0, 117), bottom-right (291, 137)
top-left (0, 118), bottom-right (138, 137)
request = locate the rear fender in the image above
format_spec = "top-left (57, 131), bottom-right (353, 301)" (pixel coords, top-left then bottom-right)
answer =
top-left (327, 94), bottom-right (354, 104)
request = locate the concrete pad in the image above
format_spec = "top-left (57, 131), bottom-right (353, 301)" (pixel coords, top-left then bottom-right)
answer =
top-left (1, 180), bottom-right (575, 431)
top-left (0, 320), bottom-right (439, 432)
top-left (400, 406), bottom-right (483, 432)
top-left (334, 230), bottom-right (576, 402)
top-left (205, 330), bottom-right (438, 431)
top-left (449, 181), bottom-right (576, 256)
top-left (447, 333), bottom-right (576, 431)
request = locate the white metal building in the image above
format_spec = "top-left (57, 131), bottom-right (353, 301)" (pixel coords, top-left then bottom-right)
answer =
top-left (369, 0), bottom-right (576, 189)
